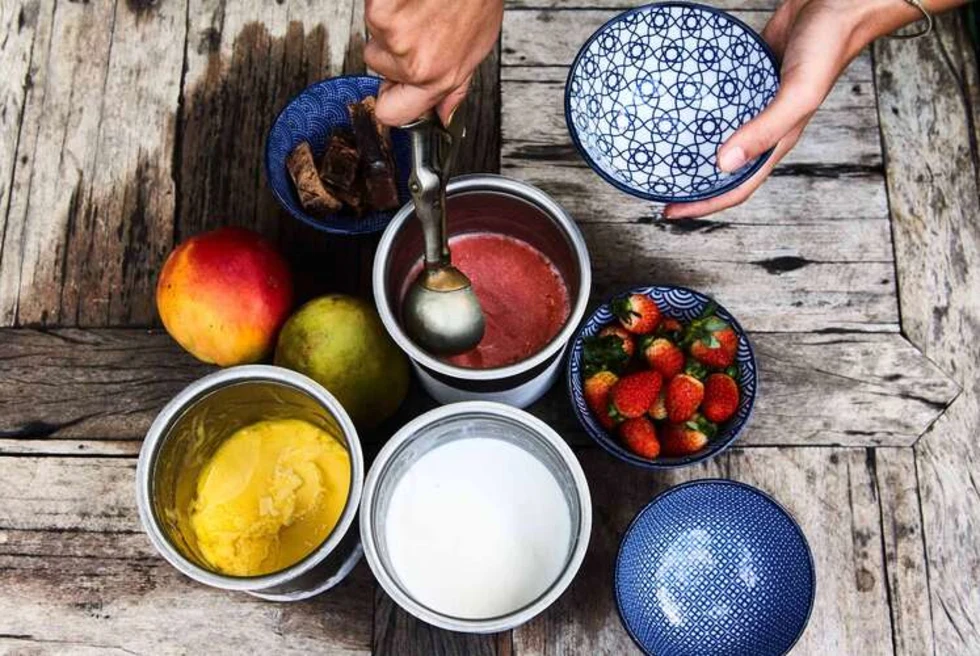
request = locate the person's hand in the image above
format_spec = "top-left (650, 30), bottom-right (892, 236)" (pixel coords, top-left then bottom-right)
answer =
top-left (365, 0), bottom-right (504, 126)
top-left (664, 0), bottom-right (925, 219)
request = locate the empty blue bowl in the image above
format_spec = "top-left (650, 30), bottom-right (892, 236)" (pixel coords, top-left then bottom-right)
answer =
top-left (567, 285), bottom-right (757, 469)
top-left (616, 480), bottom-right (815, 656)
top-left (265, 75), bottom-right (411, 235)
top-left (565, 2), bottom-right (780, 202)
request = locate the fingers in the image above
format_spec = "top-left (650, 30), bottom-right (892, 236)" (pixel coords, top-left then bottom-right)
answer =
top-left (364, 39), bottom-right (403, 80)
top-left (435, 75), bottom-right (472, 126)
top-left (761, 0), bottom-right (802, 58)
top-left (663, 122), bottom-right (805, 220)
top-left (375, 82), bottom-right (441, 126)
top-left (715, 68), bottom-right (818, 173)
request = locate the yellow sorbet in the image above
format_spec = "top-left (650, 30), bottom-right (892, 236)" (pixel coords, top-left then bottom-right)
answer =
top-left (189, 418), bottom-right (351, 576)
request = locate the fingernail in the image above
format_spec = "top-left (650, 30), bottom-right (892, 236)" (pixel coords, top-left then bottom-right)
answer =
top-left (717, 146), bottom-right (746, 172)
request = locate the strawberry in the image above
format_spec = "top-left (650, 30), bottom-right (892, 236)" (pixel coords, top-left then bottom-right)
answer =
top-left (657, 317), bottom-right (684, 340)
top-left (662, 416), bottom-right (716, 456)
top-left (619, 416), bottom-right (660, 459)
top-left (584, 371), bottom-right (618, 430)
top-left (649, 388), bottom-right (667, 421)
top-left (582, 333), bottom-right (631, 377)
top-left (684, 308), bottom-right (738, 369)
top-left (702, 373), bottom-right (740, 423)
top-left (609, 371), bottom-right (663, 421)
top-left (599, 325), bottom-right (636, 359)
top-left (611, 294), bottom-right (661, 335)
top-left (642, 337), bottom-right (685, 380)
top-left (665, 373), bottom-right (704, 423)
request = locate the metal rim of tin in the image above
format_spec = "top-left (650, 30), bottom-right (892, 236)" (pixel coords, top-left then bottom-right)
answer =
top-left (359, 401), bottom-right (593, 633)
top-left (135, 364), bottom-right (365, 593)
top-left (372, 174), bottom-right (593, 383)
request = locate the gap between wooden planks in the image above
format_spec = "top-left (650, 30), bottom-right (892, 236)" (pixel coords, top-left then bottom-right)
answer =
top-left (0, 327), bottom-right (958, 449)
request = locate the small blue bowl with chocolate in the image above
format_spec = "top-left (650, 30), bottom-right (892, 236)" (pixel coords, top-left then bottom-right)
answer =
top-left (266, 75), bottom-right (411, 235)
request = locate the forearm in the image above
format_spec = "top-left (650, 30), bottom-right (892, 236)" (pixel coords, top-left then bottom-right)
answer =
top-left (855, 0), bottom-right (970, 41)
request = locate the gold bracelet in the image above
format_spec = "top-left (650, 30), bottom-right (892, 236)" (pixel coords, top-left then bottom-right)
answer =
top-left (890, 0), bottom-right (934, 39)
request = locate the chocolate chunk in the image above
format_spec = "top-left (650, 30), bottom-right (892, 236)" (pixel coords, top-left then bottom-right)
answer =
top-left (286, 141), bottom-right (342, 217)
top-left (318, 128), bottom-right (359, 191)
top-left (318, 128), bottom-right (363, 214)
top-left (349, 96), bottom-right (400, 211)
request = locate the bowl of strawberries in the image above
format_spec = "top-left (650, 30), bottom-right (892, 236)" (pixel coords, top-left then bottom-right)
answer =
top-left (567, 286), bottom-right (757, 468)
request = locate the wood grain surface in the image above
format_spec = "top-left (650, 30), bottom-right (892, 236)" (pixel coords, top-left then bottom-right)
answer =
top-left (875, 11), bottom-right (980, 654)
top-left (0, 0), bottom-right (976, 652)
top-left (0, 329), bottom-right (957, 449)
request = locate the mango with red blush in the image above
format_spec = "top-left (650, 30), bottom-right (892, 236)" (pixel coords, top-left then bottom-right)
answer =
top-left (156, 227), bottom-right (293, 366)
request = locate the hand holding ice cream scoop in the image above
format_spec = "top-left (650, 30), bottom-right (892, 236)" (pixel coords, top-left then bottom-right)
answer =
top-left (401, 105), bottom-right (486, 355)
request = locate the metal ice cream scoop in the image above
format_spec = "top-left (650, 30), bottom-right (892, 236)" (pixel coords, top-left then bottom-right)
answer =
top-left (400, 105), bottom-right (485, 355)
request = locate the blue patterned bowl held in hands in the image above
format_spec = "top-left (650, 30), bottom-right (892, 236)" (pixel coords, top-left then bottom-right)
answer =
top-left (565, 2), bottom-right (780, 202)
top-left (567, 285), bottom-right (757, 469)
top-left (616, 480), bottom-right (816, 656)
top-left (266, 75), bottom-right (411, 235)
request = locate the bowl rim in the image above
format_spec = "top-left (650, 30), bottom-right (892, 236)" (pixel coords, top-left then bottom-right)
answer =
top-left (134, 364), bottom-right (365, 591)
top-left (372, 174), bottom-right (593, 382)
top-left (563, 0), bottom-right (781, 203)
top-left (359, 400), bottom-right (593, 633)
top-left (264, 74), bottom-right (401, 236)
top-left (613, 479), bottom-right (817, 656)
top-left (566, 284), bottom-right (758, 469)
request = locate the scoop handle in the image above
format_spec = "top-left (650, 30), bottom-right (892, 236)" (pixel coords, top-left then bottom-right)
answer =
top-left (401, 103), bottom-right (467, 268)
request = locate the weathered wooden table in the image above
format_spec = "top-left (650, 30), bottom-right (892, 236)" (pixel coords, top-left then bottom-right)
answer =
top-left (1, 0), bottom-right (978, 653)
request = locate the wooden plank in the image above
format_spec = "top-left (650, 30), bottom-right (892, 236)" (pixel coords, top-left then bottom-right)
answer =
top-left (503, 9), bottom-right (870, 79)
top-left (0, 456), bottom-right (374, 654)
top-left (0, 329), bottom-right (956, 449)
top-left (0, 0), bottom-right (39, 264)
top-left (501, 161), bottom-right (888, 224)
top-left (501, 76), bottom-right (881, 168)
top-left (513, 447), bottom-right (893, 655)
top-left (374, 590), bottom-right (511, 656)
top-left (875, 448), bottom-right (935, 655)
top-left (0, 328), bottom-right (213, 441)
top-left (0, 438), bottom-right (140, 458)
top-left (455, 43), bottom-right (502, 176)
top-left (0, 0), bottom-right (186, 327)
top-left (0, 0), bottom-right (55, 327)
top-left (875, 11), bottom-right (980, 652)
top-left (581, 224), bottom-right (898, 333)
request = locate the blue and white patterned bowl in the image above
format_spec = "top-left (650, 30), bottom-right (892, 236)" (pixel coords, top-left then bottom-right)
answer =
top-left (565, 2), bottom-right (779, 202)
top-left (266, 75), bottom-right (411, 235)
top-left (616, 480), bottom-right (815, 655)
top-left (567, 285), bottom-right (757, 469)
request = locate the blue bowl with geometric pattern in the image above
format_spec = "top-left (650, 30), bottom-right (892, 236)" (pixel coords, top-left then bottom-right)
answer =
top-left (266, 75), bottom-right (411, 235)
top-left (615, 480), bottom-right (815, 655)
top-left (565, 2), bottom-right (779, 202)
top-left (567, 285), bottom-right (757, 469)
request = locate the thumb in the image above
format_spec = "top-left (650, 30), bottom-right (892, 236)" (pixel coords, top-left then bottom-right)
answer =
top-left (435, 76), bottom-right (473, 126)
top-left (374, 82), bottom-right (440, 126)
top-left (717, 75), bottom-right (817, 172)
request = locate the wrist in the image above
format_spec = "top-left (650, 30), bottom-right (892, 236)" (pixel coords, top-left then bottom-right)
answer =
top-left (852, 0), bottom-right (927, 42)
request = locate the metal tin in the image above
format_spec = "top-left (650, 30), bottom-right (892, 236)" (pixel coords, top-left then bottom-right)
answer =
top-left (135, 365), bottom-right (365, 601)
top-left (372, 174), bottom-right (592, 407)
top-left (360, 401), bottom-right (592, 633)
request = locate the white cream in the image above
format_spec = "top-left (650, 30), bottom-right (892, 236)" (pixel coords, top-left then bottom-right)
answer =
top-left (384, 437), bottom-right (573, 619)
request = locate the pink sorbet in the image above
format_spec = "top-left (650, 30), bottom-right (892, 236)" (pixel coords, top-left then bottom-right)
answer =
top-left (405, 232), bottom-right (571, 369)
